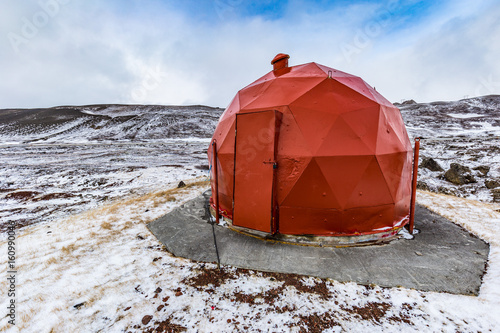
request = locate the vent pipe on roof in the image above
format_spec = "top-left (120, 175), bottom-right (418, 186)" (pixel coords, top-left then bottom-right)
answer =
top-left (271, 53), bottom-right (290, 71)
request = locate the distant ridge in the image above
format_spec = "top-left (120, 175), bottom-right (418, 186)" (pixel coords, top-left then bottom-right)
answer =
top-left (0, 105), bottom-right (224, 143)
top-left (0, 95), bottom-right (499, 144)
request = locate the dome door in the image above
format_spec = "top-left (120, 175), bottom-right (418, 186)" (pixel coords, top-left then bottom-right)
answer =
top-left (233, 110), bottom-right (280, 233)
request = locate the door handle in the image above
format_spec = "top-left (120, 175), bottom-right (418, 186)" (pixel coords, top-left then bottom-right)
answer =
top-left (263, 161), bottom-right (278, 169)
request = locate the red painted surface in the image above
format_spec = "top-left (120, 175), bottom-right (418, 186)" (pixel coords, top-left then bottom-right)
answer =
top-left (409, 138), bottom-right (421, 233)
top-left (233, 110), bottom-right (277, 232)
top-left (208, 54), bottom-right (413, 237)
top-left (212, 140), bottom-right (220, 224)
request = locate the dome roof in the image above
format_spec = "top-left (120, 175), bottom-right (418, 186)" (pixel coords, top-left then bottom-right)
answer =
top-left (208, 54), bottom-right (413, 244)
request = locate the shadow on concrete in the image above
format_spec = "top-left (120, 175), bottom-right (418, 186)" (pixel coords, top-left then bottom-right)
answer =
top-left (147, 190), bottom-right (489, 295)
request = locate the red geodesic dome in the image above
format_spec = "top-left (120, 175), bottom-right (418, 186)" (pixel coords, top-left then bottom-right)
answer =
top-left (208, 54), bottom-right (413, 240)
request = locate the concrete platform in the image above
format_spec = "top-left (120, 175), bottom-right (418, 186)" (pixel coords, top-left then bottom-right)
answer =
top-left (147, 191), bottom-right (490, 295)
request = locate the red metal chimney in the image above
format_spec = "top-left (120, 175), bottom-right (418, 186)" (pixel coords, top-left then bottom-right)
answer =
top-left (271, 53), bottom-right (290, 71)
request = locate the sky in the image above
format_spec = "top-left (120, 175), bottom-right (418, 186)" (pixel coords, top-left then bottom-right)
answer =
top-left (0, 0), bottom-right (499, 109)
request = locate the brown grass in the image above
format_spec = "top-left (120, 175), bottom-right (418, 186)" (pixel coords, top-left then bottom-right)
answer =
top-left (98, 178), bottom-right (209, 218)
top-left (17, 310), bottom-right (36, 331)
top-left (184, 179), bottom-right (210, 188)
top-left (101, 222), bottom-right (112, 230)
top-left (62, 244), bottom-right (77, 254)
top-left (121, 221), bottom-right (134, 230)
top-left (46, 257), bottom-right (58, 265)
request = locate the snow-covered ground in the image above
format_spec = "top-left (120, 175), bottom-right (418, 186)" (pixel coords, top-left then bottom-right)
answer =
top-left (1, 99), bottom-right (499, 331)
top-left (1, 185), bottom-right (499, 332)
top-left (0, 140), bottom-right (210, 231)
top-left (0, 105), bottom-right (219, 232)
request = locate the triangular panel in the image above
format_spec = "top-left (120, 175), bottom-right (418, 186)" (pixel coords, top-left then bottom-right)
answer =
top-left (243, 77), bottom-right (325, 111)
top-left (316, 155), bottom-right (373, 210)
top-left (277, 108), bottom-right (313, 157)
top-left (288, 106), bottom-right (338, 155)
top-left (332, 76), bottom-right (378, 104)
top-left (290, 78), bottom-right (379, 115)
top-left (376, 110), bottom-right (408, 155)
top-left (376, 152), bottom-right (408, 201)
top-left (345, 157), bottom-right (394, 209)
top-left (238, 80), bottom-right (274, 110)
top-left (317, 116), bottom-right (374, 156)
top-left (276, 155), bottom-right (312, 206)
top-left (340, 106), bottom-right (380, 154)
top-left (218, 119), bottom-right (236, 154)
top-left (281, 158), bottom-right (341, 209)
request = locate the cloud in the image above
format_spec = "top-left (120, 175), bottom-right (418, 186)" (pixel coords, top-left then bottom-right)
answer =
top-left (0, 0), bottom-right (499, 108)
top-left (354, 0), bottom-right (500, 102)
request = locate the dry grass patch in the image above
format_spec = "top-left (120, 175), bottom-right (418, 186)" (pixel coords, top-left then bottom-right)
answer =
top-left (183, 179), bottom-right (210, 189)
top-left (17, 311), bottom-right (36, 331)
top-left (62, 244), bottom-right (77, 254)
top-left (101, 221), bottom-right (112, 230)
top-left (121, 221), bottom-right (134, 230)
top-left (46, 256), bottom-right (58, 265)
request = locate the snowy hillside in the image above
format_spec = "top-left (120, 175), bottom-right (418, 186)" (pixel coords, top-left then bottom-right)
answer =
top-left (398, 95), bottom-right (500, 203)
top-left (0, 104), bottom-right (222, 143)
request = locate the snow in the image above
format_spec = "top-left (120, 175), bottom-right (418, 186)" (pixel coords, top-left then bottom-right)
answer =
top-left (173, 137), bottom-right (213, 143)
top-left (416, 191), bottom-right (500, 306)
top-left (447, 113), bottom-right (486, 119)
top-left (397, 227), bottom-right (417, 240)
top-left (0, 140), bottom-right (210, 229)
top-left (1, 187), bottom-right (500, 332)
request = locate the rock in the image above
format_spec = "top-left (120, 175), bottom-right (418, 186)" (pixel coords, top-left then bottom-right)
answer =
top-left (5, 191), bottom-right (39, 201)
top-left (91, 178), bottom-right (107, 186)
top-left (492, 189), bottom-right (500, 203)
top-left (195, 164), bottom-right (210, 170)
top-left (416, 180), bottom-right (430, 191)
top-left (73, 302), bottom-right (85, 309)
top-left (402, 99), bottom-right (417, 105)
top-left (142, 315), bottom-right (153, 325)
top-left (420, 157), bottom-right (444, 172)
top-left (444, 163), bottom-right (476, 185)
top-left (485, 179), bottom-right (500, 189)
top-left (437, 186), bottom-right (459, 197)
top-left (177, 181), bottom-right (186, 188)
top-left (473, 165), bottom-right (490, 177)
